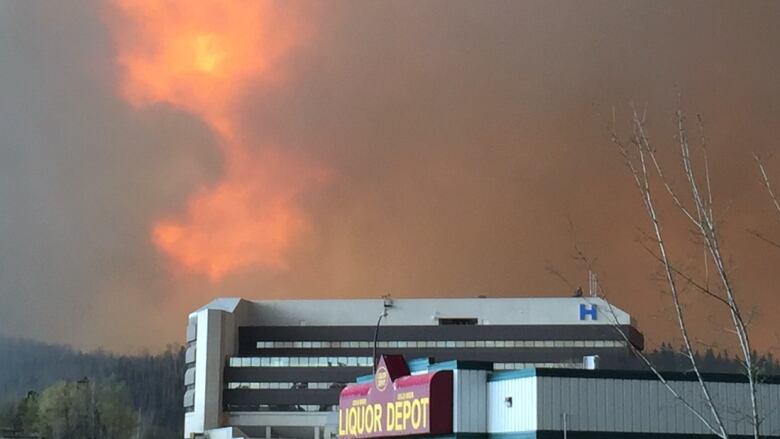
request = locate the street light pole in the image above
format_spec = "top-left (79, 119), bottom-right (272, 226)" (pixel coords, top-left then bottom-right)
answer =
top-left (372, 309), bottom-right (388, 372)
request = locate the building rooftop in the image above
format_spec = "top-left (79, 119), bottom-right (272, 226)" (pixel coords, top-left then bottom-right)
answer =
top-left (193, 296), bottom-right (635, 327)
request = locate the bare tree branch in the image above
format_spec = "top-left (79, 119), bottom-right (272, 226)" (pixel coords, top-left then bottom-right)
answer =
top-left (754, 153), bottom-right (780, 221)
top-left (635, 239), bottom-right (732, 310)
top-left (674, 111), bottom-right (760, 435)
top-left (544, 261), bottom-right (576, 291)
top-left (611, 105), bottom-right (761, 437)
top-left (610, 107), bottom-right (730, 437)
top-left (747, 228), bottom-right (780, 250)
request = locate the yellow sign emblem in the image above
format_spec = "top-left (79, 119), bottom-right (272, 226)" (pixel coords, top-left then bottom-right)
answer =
top-left (375, 366), bottom-right (389, 391)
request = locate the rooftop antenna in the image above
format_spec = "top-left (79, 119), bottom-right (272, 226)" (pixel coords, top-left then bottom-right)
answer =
top-left (588, 271), bottom-right (599, 297)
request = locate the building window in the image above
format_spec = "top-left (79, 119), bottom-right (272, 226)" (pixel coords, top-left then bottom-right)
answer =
top-left (249, 339), bottom-right (627, 351)
top-left (227, 356), bottom-right (374, 367)
top-left (226, 381), bottom-right (346, 390)
top-left (438, 318), bottom-right (478, 325)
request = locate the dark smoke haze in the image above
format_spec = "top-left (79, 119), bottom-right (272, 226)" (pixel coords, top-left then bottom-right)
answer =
top-left (1, 1), bottom-right (779, 353)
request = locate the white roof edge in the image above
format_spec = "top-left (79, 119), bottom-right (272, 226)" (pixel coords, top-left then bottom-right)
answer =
top-left (189, 296), bottom-right (634, 327)
top-left (192, 297), bottom-right (246, 314)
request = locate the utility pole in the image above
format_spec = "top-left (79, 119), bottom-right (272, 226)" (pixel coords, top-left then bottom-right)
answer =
top-left (372, 296), bottom-right (393, 372)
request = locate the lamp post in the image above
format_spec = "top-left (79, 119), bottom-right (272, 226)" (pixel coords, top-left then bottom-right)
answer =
top-left (372, 310), bottom-right (387, 372)
top-left (372, 296), bottom-right (393, 372)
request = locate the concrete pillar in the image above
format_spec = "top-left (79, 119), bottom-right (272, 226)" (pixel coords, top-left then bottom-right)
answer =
top-left (314, 426), bottom-right (320, 439)
top-left (265, 426), bottom-right (271, 439)
top-left (184, 308), bottom-right (237, 438)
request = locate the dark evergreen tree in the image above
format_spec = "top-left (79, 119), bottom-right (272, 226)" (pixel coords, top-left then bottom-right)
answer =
top-left (0, 336), bottom-right (183, 438)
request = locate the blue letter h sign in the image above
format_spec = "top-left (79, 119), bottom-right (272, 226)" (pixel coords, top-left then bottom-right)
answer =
top-left (579, 303), bottom-right (598, 321)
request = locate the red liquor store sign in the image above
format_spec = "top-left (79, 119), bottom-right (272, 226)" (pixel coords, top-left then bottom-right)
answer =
top-left (338, 355), bottom-right (453, 439)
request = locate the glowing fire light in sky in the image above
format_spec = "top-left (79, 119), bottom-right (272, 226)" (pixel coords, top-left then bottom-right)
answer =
top-left (109, 0), bottom-right (325, 280)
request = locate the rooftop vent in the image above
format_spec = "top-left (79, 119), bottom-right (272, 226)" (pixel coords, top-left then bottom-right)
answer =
top-left (438, 318), bottom-right (478, 326)
top-left (583, 355), bottom-right (600, 370)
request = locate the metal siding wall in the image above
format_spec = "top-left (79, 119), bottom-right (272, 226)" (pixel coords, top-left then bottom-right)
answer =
top-left (487, 376), bottom-right (537, 433)
top-left (632, 381), bottom-right (652, 431)
top-left (476, 370), bottom-right (488, 432)
top-left (670, 381), bottom-right (681, 433)
top-left (769, 383), bottom-right (780, 434)
top-left (586, 377), bottom-right (596, 430)
top-left (452, 369), bottom-right (461, 432)
top-left (619, 379), bottom-right (628, 431)
top-left (460, 370), bottom-right (468, 431)
top-left (597, 379), bottom-right (608, 431)
top-left (469, 370), bottom-right (479, 432)
top-left (487, 380), bottom-right (500, 432)
top-left (533, 376), bottom-right (780, 435)
top-left (454, 369), bottom-right (488, 433)
top-left (627, 378), bottom-right (637, 433)
top-left (771, 382), bottom-right (776, 426)
top-left (542, 376), bottom-right (552, 430)
top-left (646, 379), bottom-right (657, 432)
top-left (687, 381), bottom-right (700, 433)
top-left (472, 370), bottom-right (487, 433)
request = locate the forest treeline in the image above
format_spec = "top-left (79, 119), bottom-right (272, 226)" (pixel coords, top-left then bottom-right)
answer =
top-left (0, 336), bottom-right (778, 438)
top-left (2, 379), bottom-right (139, 439)
top-left (0, 336), bottom-right (184, 438)
top-left (643, 342), bottom-right (780, 375)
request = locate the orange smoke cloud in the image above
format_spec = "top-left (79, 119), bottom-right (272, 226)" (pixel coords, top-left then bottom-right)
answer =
top-left (109, 0), bottom-right (325, 280)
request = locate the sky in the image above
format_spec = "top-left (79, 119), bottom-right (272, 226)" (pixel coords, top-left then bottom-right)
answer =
top-left (0, 0), bottom-right (779, 354)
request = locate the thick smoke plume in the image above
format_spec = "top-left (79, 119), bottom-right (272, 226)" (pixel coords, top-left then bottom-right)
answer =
top-left (110, 0), bottom-right (327, 280)
top-left (0, 1), bottom-right (779, 353)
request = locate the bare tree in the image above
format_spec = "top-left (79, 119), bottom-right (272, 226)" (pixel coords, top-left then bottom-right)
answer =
top-left (606, 105), bottom-right (761, 438)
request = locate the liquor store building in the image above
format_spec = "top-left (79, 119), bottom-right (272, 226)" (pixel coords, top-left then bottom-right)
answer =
top-left (337, 355), bottom-right (780, 439)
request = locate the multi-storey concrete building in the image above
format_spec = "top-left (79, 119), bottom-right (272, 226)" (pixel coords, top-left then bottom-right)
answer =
top-left (183, 297), bottom-right (643, 439)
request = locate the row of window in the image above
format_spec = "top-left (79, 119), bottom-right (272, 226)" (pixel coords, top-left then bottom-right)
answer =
top-left (255, 340), bottom-right (626, 349)
top-left (226, 382), bottom-right (344, 390)
top-left (494, 362), bottom-right (584, 370)
top-left (227, 356), bottom-right (597, 370)
top-left (296, 405), bottom-right (335, 412)
top-left (229, 356), bottom-right (374, 368)
top-left (225, 404), bottom-right (336, 412)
